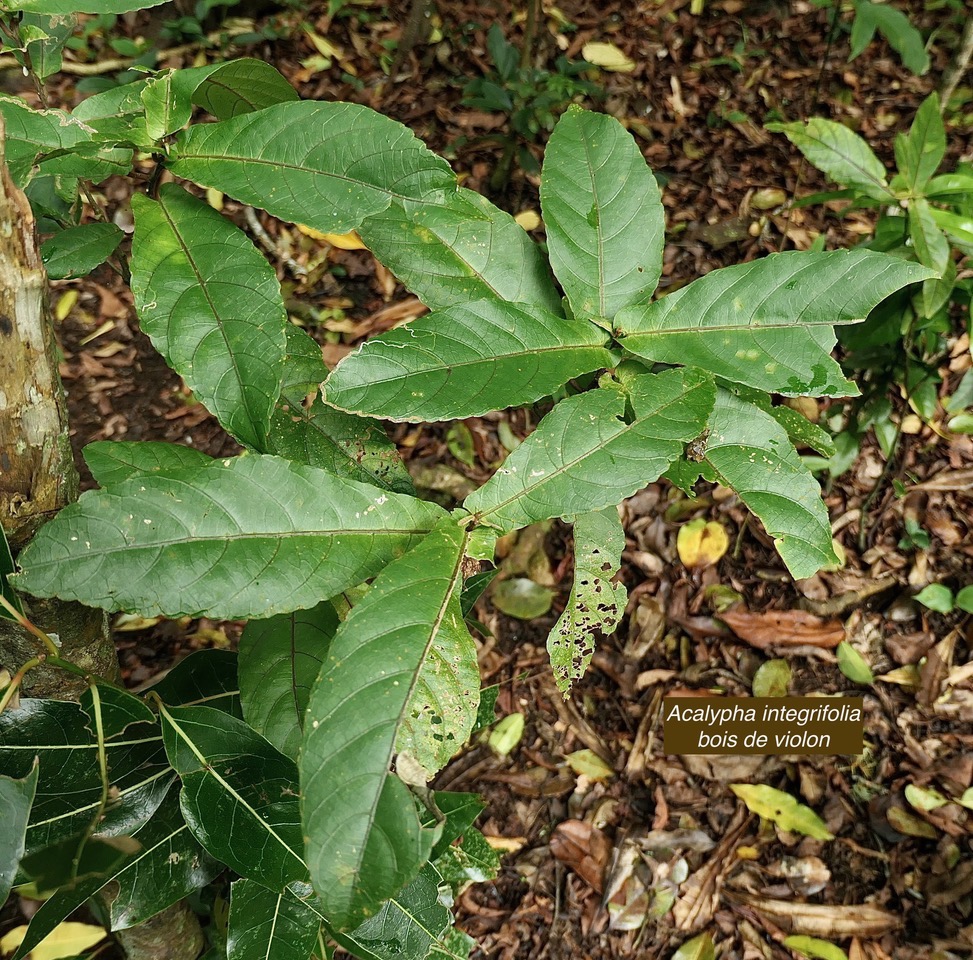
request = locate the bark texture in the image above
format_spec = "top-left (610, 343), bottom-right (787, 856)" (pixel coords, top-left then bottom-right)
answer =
top-left (114, 899), bottom-right (207, 960)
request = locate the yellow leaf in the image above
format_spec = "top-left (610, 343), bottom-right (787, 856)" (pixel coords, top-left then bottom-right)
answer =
top-left (676, 518), bottom-right (729, 568)
top-left (54, 289), bottom-right (78, 322)
top-left (514, 210), bottom-right (541, 231)
top-left (205, 188), bottom-right (224, 211)
top-left (730, 784), bottom-right (834, 840)
top-left (581, 41), bottom-right (635, 73)
top-left (297, 225), bottom-right (367, 250)
top-left (566, 748), bottom-right (614, 781)
top-left (488, 712), bottom-right (525, 756)
top-left (0, 921), bottom-right (106, 960)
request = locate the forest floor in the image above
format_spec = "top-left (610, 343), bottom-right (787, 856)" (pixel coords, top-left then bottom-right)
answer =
top-left (8, 0), bottom-right (973, 957)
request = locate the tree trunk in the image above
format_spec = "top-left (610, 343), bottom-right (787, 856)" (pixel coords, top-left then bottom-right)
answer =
top-left (0, 115), bottom-right (203, 960)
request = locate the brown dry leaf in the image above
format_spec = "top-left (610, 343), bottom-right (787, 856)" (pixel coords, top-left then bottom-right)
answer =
top-left (549, 819), bottom-right (612, 893)
top-left (719, 609), bottom-right (845, 650)
top-left (727, 892), bottom-right (901, 938)
top-left (913, 468), bottom-right (973, 492)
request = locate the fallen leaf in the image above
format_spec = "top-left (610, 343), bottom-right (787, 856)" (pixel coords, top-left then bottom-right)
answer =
top-left (677, 519), bottom-right (729, 568)
top-left (752, 659), bottom-right (791, 697)
top-left (0, 921), bottom-right (106, 960)
top-left (727, 892), bottom-right (901, 938)
top-left (836, 642), bottom-right (874, 685)
top-left (514, 210), bottom-right (541, 230)
top-left (488, 712), bottom-right (525, 756)
top-left (719, 609), bottom-right (845, 649)
top-left (904, 783), bottom-right (949, 811)
top-left (549, 819), bottom-right (612, 892)
top-left (566, 748), bottom-right (614, 781)
top-left (581, 40), bottom-right (636, 72)
top-left (297, 225), bottom-right (366, 249)
top-left (671, 932), bottom-right (715, 960)
top-left (783, 935), bottom-right (849, 960)
top-left (491, 577), bottom-right (555, 619)
top-left (730, 784), bottom-right (833, 840)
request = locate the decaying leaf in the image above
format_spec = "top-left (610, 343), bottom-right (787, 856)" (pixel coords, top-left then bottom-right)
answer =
top-left (0, 921), bottom-right (106, 960)
top-left (730, 784), bottom-right (834, 840)
top-left (677, 518), bottom-right (729, 568)
top-left (727, 892), bottom-right (901, 938)
top-left (581, 41), bottom-right (636, 72)
top-left (752, 658), bottom-right (791, 697)
top-left (550, 819), bottom-right (612, 893)
top-left (720, 608), bottom-right (845, 650)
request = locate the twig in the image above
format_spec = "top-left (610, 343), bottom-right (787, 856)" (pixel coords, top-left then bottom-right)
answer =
top-left (940, 15), bottom-right (973, 116)
top-left (243, 206), bottom-right (307, 278)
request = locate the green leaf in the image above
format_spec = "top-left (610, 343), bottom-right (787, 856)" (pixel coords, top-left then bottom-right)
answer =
top-left (908, 197), bottom-right (950, 271)
top-left (730, 784), bottom-right (833, 839)
top-left (80, 684), bottom-right (155, 740)
top-left (466, 369), bottom-right (715, 533)
top-left (330, 865), bottom-right (452, 960)
top-left (904, 783), bottom-right (949, 812)
top-left (40, 223), bottom-right (123, 280)
top-left (927, 207), bottom-right (973, 257)
top-left (434, 828), bottom-right (499, 893)
top-left (548, 507), bottom-right (626, 697)
top-left (84, 440), bottom-right (213, 487)
top-left (147, 649), bottom-right (240, 715)
top-left (704, 389), bottom-right (838, 579)
top-left (131, 182), bottom-right (287, 449)
top-left (14, 454), bottom-right (446, 620)
top-left (751, 659), bottom-right (790, 697)
top-left (324, 300), bottom-right (613, 422)
top-left (0, 762), bottom-right (38, 905)
top-left (671, 932), bottom-right (715, 960)
top-left (159, 703), bottom-right (307, 888)
top-left (185, 58), bottom-right (299, 120)
top-left (767, 117), bottom-right (893, 201)
top-left (491, 578), bottom-right (555, 620)
top-left (169, 101), bottom-right (456, 234)
top-left (358, 189), bottom-right (562, 314)
top-left (0, 96), bottom-right (95, 186)
top-left (850, 0), bottom-right (928, 74)
top-left (0, 523), bottom-right (24, 620)
top-left (70, 80), bottom-right (152, 149)
top-left (0, 699), bottom-right (172, 856)
top-left (226, 879), bottom-right (319, 960)
top-left (915, 583), bottom-right (953, 613)
top-left (782, 935), bottom-right (849, 960)
top-left (618, 250), bottom-right (934, 397)
top-left (541, 106), bottom-right (664, 322)
top-left (6, 0), bottom-right (167, 13)
top-left (895, 94), bottom-right (944, 195)
top-left (955, 585), bottom-right (973, 613)
top-left (764, 403), bottom-right (835, 458)
top-left (20, 13), bottom-right (74, 81)
top-left (301, 521), bottom-right (471, 927)
top-left (238, 600), bottom-right (339, 760)
top-left (836, 642), bottom-right (874, 685)
top-left (264, 326), bottom-right (413, 493)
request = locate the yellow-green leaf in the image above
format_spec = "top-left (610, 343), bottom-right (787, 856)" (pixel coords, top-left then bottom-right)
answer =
top-left (489, 713), bottom-right (525, 757)
top-left (836, 642), bottom-right (874, 685)
top-left (0, 921), bottom-right (105, 960)
top-left (752, 659), bottom-right (791, 698)
top-left (671, 931), bottom-right (715, 960)
top-left (730, 784), bottom-right (834, 840)
top-left (783, 935), bottom-right (848, 960)
top-left (566, 749), bottom-right (614, 781)
top-left (581, 41), bottom-right (635, 72)
top-left (676, 518), bottom-right (729, 568)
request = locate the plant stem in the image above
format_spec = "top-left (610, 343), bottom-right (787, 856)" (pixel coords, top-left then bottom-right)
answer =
top-left (940, 14), bottom-right (973, 114)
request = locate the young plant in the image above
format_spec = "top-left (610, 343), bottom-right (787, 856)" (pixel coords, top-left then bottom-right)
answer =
top-left (0, 26), bottom-right (934, 960)
top-left (769, 94), bottom-right (971, 465)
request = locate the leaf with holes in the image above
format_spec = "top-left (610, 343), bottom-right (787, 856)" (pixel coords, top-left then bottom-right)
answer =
top-left (548, 508), bottom-right (627, 697)
top-left (324, 300), bottom-right (613, 422)
top-left (14, 454), bottom-right (446, 620)
top-left (301, 520), bottom-right (472, 927)
top-left (541, 106), bottom-right (664, 323)
top-left (131, 183), bottom-right (287, 449)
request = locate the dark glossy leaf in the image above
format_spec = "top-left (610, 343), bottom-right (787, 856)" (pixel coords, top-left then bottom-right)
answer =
top-left (40, 223), bottom-right (123, 280)
top-left (131, 183), bottom-right (287, 449)
top-left (358, 189), bottom-right (561, 314)
top-left (84, 440), bottom-right (214, 488)
top-left (0, 761), bottom-right (38, 904)
top-left (301, 522), bottom-right (472, 927)
top-left (324, 300), bottom-right (613, 422)
top-left (160, 703), bottom-right (307, 889)
top-left (147, 649), bottom-right (241, 717)
top-left (425, 792), bottom-right (486, 860)
top-left (226, 878), bottom-right (318, 960)
top-left (238, 600), bottom-right (339, 760)
top-left (263, 327), bottom-right (414, 494)
top-left (80, 683), bottom-right (155, 740)
top-left (14, 454), bottom-right (446, 620)
top-left (0, 699), bottom-right (173, 855)
top-left (169, 102), bottom-right (456, 234)
top-left (19, 833), bottom-right (137, 896)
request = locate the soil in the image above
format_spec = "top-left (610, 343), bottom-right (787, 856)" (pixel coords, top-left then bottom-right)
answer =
top-left (7, 0), bottom-right (973, 957)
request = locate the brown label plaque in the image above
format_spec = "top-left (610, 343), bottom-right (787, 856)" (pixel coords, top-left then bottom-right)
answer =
top-left (663, 697), bottom-right (864, 755)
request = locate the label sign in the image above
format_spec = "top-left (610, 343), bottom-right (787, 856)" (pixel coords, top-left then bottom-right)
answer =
top-left (663, 697), bottom-right (864, 755)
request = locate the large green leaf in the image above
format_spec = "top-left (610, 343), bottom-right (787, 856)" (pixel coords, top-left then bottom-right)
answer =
top-left (40, 222), bottom-right (123, 280)
top-left (548, 508), bottom-right (627, 697)
top-left (358, 189), bottom-right (561, 314)
top-left (11, 788), bottom-right (220, 959)
top-left (465, 369), bottom-right (715, 533)
top-left (0, 699), bottom-right (173, 855)
top-left (131, 183), bottom-right (287, 449)
top-left (0, 762), bottom-right (38, 906)
top-left (226, 879), bottom-right (319, 960)
top-left (84, 440), bottom-right (213, 487)
top-left (850, 0), bottom-right (929, 75)
top-left (19, 12), bottom-right (75, 81)
top-left (238, 600), bottom-right (339, 760)
top-left (160, 703), bottom-right (307, 889)
top-left (704, 388), bottom-right (838, 579)
top-left (14, 454), bottom-right (445, 620)
top-left (301, 521), bottom-right (472, 927)
top-left (169, 101), bottom-right (456, 233)
top-left (324, 300), bottom-right (613, 422)
top-left (71, 81), bottom-right (152, 149)
top-left (616, 250), bottom-right (936, 397)
top-left (540, 106), bottom-right (664, 322)
top-left (148, 649), bottom-right (241, 716)
top-left (895, 94), bottom-right (944, 195)
top-left (263, 327), bottom-right (413, 493)
top-left (6, 0), bottom-right (167, 13)
top-left (0, 96), bottom-right (93, 185)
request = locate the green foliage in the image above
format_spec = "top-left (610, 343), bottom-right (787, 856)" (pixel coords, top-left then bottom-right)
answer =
top-left (848, 0), bottom-right (929, 76)
top-left (0, 34), bottom-right (938, 959)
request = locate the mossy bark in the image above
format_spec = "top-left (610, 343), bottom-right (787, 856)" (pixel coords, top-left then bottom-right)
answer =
top-left (0, 115), bottom-right (203, 959)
